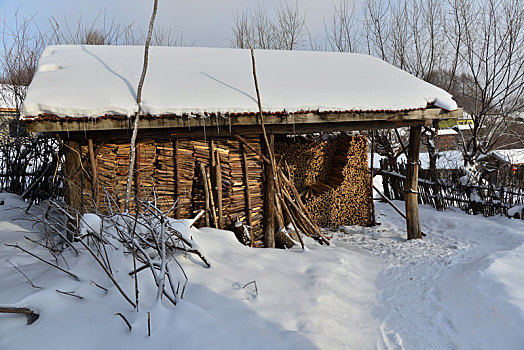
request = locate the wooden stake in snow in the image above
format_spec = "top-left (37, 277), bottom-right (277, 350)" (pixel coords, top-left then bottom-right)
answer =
top-left (147, 312), bottom-right (151, 336)
top-left (125, 0), bottom-right (159, 210)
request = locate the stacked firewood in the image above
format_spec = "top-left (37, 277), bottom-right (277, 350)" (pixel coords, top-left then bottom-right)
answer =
top-left (276, 134), bottom-right (371, 228)
top-left (77, 133), bottom-right (364, 248)
top-left (153, 140), bottom-right (176, 212)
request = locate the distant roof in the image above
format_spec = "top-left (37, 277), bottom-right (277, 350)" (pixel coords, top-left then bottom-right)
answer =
top-left (0, 84), bottom-right (18, 110)
top-left (22, 45), bottom-right (458, 120)
top-left (480, 149), bottom-right (524, 165)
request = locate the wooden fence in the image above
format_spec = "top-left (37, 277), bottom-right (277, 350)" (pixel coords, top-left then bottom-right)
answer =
top-left (379, 160), bottom-right (524, 217)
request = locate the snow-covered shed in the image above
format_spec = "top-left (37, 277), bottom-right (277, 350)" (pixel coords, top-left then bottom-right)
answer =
top-left (22, 45), bottom-right (461, 244)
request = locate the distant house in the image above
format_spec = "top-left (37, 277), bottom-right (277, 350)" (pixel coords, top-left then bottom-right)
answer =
top-left (22, 45), bottom-right (460, 243)
top-left (0, 84), bottom-right (22, 139)
top-left (0, 84), bottom-right (19, 117)
top-left (438, 116), bottom-right (473, 129)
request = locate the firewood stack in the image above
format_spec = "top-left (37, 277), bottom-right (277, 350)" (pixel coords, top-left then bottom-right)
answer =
top-left (77, 136), bottom-right (266, 246)
top-left (73, 132), bottom-right (369, 248)
top-left (275, 134), bottom-right (372, 228)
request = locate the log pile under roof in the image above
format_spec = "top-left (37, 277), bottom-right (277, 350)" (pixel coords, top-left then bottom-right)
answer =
top-left (70, 133), bottom-right (370, 246)
top-left (276, 134), bottom-right (372, 228)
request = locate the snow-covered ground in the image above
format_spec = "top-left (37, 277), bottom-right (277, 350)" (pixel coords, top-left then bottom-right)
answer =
top-left (1, 192), bottom-right (524, 349)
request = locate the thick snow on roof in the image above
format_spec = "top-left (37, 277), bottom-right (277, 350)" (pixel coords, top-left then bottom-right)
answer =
top-left (22, 45), bottom-right (458, 119)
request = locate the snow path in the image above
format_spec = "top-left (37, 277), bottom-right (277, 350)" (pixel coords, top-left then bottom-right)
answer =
top-left (332, 204), bottom-right (524, 349)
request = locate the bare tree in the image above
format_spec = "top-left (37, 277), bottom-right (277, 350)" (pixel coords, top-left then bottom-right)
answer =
top-left (362, 0), bottom-right (391, 60)
top-left (274, 1), bottom-right (307, 50)
top-left (326, 0), bottom-right (359, 52)
top-left (48, 10), bottom-right (182, 46)
top-left (0, 12), bottom-right (44, 110)
top-left (0, 13), bottom-right (59, 199)
top-left (231, 1), bottom-right (307, 50)
top-left (449, 0), bottom-right (524, 163)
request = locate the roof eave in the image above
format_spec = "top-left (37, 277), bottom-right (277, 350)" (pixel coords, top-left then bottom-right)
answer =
top-left (23, 107), bottom-right (463, 134)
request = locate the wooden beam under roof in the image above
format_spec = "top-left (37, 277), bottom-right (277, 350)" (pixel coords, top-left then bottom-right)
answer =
top-left (25, 108), bottom-right (463, 133)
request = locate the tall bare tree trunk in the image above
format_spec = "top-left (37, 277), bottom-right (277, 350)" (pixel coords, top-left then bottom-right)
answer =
top-left (125, 0), bottom-right (159, 210)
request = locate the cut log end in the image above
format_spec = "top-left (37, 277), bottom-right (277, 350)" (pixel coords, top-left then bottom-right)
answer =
top-left (275, 229), bottom-right (295, 249)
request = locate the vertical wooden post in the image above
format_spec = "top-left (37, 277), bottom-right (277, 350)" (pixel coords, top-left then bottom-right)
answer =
top-left (209, 140), bottom-right (216, 183)
top-left (199, 162), bottom-right (211, 227)
top-left (64, 140), bottom-right (82, 241)
top-left (134, 143), bottom-right (141, 213)
top-left (215, 150), bottom-right (224, 229)
top-left (405, 126), bottom-right (422, 240)
top-left (64, 140), bottom-right (82, 210)
top-left (206, 166), bottom-right (218, 229)
top-left (241, 143), bottom-right (253, 240)
top-left (87, 138), bottom-right (99, 208)
top-left (369, 131), bottom-right (376, 226)
top-left (262, 135), bottom-right (275, 248)
top-left (173, 138), bottom-right (180, 219)
top-left (208, 140), bottom-right (219, 228)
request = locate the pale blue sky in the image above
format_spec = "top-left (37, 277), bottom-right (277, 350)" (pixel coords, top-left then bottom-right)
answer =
top-left (1, 0), bottom-right (339, 47)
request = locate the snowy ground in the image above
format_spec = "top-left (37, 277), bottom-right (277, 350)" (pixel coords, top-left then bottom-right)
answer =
top-left (1, 192), bottom-right (524, 349)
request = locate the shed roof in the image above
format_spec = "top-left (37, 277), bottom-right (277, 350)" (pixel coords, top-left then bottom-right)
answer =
top-left (22, 45), bottom-right (457, 120)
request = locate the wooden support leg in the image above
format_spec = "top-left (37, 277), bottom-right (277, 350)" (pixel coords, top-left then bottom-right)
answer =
top-left (199, 162), bottom-right (211, 227)
top-left (133, 143), bottom-right (141, 213)
top-left (405, 126), bottom-right (422, 240)
top-left (215, 150), bottom-right (224, 229)
top-left (64, 140), bottom-right (82, 242)
top-left (369, 130), bottom-right (376, 226)
top-left (88, 138), bottom-right (99, 208)
top-left (241, 143), bottom-right (253, 239)
top-left (262, 135), bottom-right (275, 248)
top-left (173, 138), bottom-right (180, 219)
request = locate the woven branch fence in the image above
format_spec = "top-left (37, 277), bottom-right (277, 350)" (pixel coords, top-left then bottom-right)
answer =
top-left (379, 159), bottom-right (524, 217)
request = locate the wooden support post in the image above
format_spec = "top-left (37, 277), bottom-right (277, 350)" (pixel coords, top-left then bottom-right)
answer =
top-left (405, 126), bottom-right (422, 240)
top-left (64, 140), bottom-right (82, 210)
top-left (134, 143), bottom-right (141, 212)
top-left (87, 138), bottom-right (99, 208)
top-left (262, 135), bottom-right (275, 248)
top-left (173, 138), bottom-right (180, 219)
top-left (206, 166), bottom-right (218, 229)
top-left (369, 131), bottom-right (376, 226)
top-left (209, 140), bottom-right (216, 183)
top-left (63, 140), bottom-right (82, 242)
top-left (215, 150), bottom-right (224, 229)
top-left (199, 162), bottom-right (211, 227)
top-left (241, 143), bottom-right (253, 234)
top-left (207, 141), bottom-right (218, 228)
